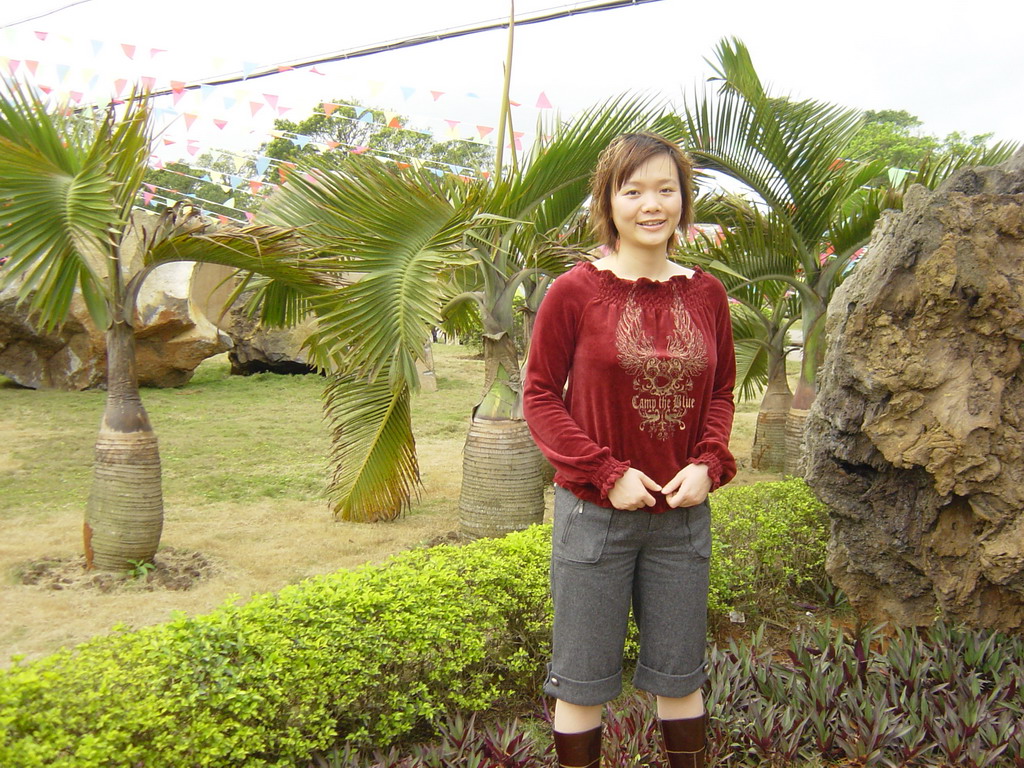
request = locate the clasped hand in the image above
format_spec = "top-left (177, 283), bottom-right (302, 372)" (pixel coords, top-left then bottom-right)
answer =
top-left (607, 464), bottom-right (710, 511)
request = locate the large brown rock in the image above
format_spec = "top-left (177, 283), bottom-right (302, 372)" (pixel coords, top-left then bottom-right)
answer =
top-left (189, 262), bottom-right (317, 376)
top-left (0, 261), bottom-right (230, 390)
top-left (805, 150), bottom-right (1024, 630)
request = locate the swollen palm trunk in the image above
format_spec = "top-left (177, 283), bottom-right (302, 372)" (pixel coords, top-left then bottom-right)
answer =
top-left (84, 321), bottom-right (164, 571)
top-left (783, 407), bottom-right (810, 477)
top-left (458, 336), bottom-right (545, 538)
top-left (750, 360), bottom-right (792, 473)
top-left (458, 418), bottom-right (545, 539)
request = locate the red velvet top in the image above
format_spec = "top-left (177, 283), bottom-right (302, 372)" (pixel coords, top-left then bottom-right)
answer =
top-left (523, 260), bottom-right (736, 513)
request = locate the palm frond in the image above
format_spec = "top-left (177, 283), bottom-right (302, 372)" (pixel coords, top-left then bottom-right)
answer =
top-left (323, 370), bottom-right (418, 522)
top-left (0, 79), bottom-right (125, 329)
top-left (264, 156), bottom-right (478, 390)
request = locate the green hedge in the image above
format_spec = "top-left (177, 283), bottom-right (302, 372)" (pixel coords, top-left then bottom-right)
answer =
top-left (0, 530), bottom-right (552, 767)
top-left (708, 477), bottom-right (831, 617)
top-left (0, 479), bottom-right (830, 767)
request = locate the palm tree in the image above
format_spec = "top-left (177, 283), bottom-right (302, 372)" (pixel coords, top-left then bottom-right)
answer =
top-left (263, 95), bottom-right (672, 532)
top-left (677, 38), bottom-right (1020, 474)
top-left (675, 39), bottom-right (889, 474)
top-left (0, 80), bottom-right (324, 570)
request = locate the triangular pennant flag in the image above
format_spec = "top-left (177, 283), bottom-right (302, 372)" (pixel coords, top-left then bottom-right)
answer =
top-left (184, 113), bottom-right (198, 129)
top-left (222, 96), bottom-right (236, 110)
top-left (276, 65), bottom-right (294, 73)
top-left (121, 43), bottom-right (136, 59)
top-left (291, 135), bottom-right (310, 148)
top-left (369, 80), bottom-right (385, 97)
top-left (171, 80), bottom-right (186, 94)
top-left (150, 158), bottom-right (164, 170)
top-left (143, 191), bottom-right (155, 206)
top-left (173, 90), bottom-right (187, 105)
top-left (263, 93), bottom-right (279, 109)
top-left (141, 76), bottom-right (156, 91)
top-left (149, 48), bottom-right (166, 58)
top-left (87, 74), bottom-right (99, 89)
top-left (34, 31), bottom-right (48, 41)
top-left (114, 78), bottom-right (128, 97)
top-left (430, 90), bottom-right (444, 101)
top-left (163, 138), bottom-right (175, 146)
top-left (219, 184), bottom-right (230, 194)
top-left (91, 40), bottom-right (103, 56)
top-left (255, 157), bottom-right (271, 176)
top-left (276, 105), bottom-right (290, 116)
top-left (245, 211), bottom-right (256, 222)
top-left (387, 116), bottom-right (402, 129)
top-left (536, 91), bottom-right (552, 109)
top-left (217, 215), bottom-right (230, 224)
top-left (509, 100), bottom-right (521, 107)
top-left (55, 64), bottom-right (70, 82)
top-left (213, 119), bottom-right (228, 130)
top-left (222, 197), bottom-right (236, 208)
top-left (510, 131), bottom-right (525, 151)
top-left (351, 146), bottom-right (369, 155)
top-left (466, 92), bottom-right (480, 99)
top-left (202, 174), bottom-right (214, 182)
top-left (38, 84), bottom-right (52, 95)
top-left (25, 60), bottom-right (39, 75)
top-left (200, 84), bottom-right (215, 100)
top-left (145, 183), bottom-right (156, 193)
top-left (249, 101), bottom-right (263, 116)
top-left (241, 61), bottom-right (259, 78)
top-left (358, 111), bottom-right (374, 124)
top-left (69, 91), bottom-right (83, 103)
top-left (444, 119), bottom-right (460, 129)
top-left (323, 102), bottom-right (339, 117)
top-left (309, 67), bottom-right (326, 76)
top-left (248, 181), bottom-right (263, 194)
top-left (476, 125), bottom-right (493, 139)
top-left (401, 86), bottom-right (415, 100)
top-left (5, 60), bottom-right (19, 76)
top-left (187, 141), bottom-right (200, 156)
top-left (325, 140), bottom-right (341, 149)
top-left (268, 129), bottom-right (286, 139)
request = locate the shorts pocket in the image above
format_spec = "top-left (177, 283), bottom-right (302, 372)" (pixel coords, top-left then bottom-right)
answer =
top-left (685, 500), bottom-right (712, 560)
top-left (552, 487), bottom-right (613, 564)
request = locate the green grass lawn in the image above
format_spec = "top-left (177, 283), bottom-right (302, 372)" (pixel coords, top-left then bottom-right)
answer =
top-left (0, 342), bottom-right (776, 522)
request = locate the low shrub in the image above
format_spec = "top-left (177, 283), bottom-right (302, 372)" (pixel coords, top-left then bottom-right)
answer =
top-left (0, 529), bottom-right (552, 767)
top-left (708, 477), bottom-right (830, 618)
top-left (0, 479), bottom-right (832, 767)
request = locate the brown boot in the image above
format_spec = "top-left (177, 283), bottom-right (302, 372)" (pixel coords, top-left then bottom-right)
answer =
top-left (553, 724), bottom-right (602, 768)
top-left (660, 713), bottom-right (706, 768)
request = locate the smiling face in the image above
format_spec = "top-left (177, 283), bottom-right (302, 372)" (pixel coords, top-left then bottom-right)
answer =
top-left (609, 153), bottom-right (682, 255)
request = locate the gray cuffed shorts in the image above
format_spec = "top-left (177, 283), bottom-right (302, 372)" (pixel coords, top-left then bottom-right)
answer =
top-left (544, 484), bottom-right (711, 706)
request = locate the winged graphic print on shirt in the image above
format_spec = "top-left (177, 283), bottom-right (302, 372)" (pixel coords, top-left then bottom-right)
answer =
top-left (615, 292), bottom-right (708, 440)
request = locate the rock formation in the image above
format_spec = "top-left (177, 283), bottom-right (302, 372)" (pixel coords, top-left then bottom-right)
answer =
top-left (0, 262), bottom-right (230, 389)
top-left (805, 150), bottom-right (1024, 630)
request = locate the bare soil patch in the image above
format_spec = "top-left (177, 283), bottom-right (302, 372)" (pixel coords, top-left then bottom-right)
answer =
top-left (17, 547), bottom-right (217, 593)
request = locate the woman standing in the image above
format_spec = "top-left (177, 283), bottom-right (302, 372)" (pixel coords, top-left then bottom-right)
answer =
top-left (523, 132), bottom-right (736, 768)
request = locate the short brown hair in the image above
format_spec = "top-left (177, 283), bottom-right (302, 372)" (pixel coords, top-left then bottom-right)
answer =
top-left (589, 132), bottom-right (695, 250)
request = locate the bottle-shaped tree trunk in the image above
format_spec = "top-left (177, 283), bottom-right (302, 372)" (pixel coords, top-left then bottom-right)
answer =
top-left (458, 334), bottom-right (545, 539)
top-left (750, 352), bottom-right (793, 472)
top-left (84, 317), bottom-right (163, 570)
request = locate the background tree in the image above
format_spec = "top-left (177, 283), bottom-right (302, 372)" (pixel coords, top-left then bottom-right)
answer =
top-left (142, 152), bottom-right (259, 220)
top-left (257, 99), bottom-right (494, 185)
top-left (0, 81), bottom-right (326, 570)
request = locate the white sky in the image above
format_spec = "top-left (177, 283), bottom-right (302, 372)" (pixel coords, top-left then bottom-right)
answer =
top-left (2, 0), bottom-right (1021, 168)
